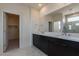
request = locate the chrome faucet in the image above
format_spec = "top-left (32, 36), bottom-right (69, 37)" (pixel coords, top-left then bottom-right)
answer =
top-left (64, 32), bottom-right (67, 36)
top-left (68, 33), bottom-right (71, 36)
top-left (62, 32), bottom-right (67, 36)
top-left (62, 25), bottom-right (67, 36)
top-left (62, 32), bottom-right (71, 36)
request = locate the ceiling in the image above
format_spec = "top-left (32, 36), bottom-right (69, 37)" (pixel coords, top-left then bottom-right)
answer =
top-left (23, 3), bottom-right (48, 10)
top-left (47, 3), bottom-right (74, 16)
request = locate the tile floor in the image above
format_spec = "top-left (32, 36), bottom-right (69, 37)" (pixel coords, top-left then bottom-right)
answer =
top-left (0, 46), bottom-right (47, 56)
top-left (0, 39), bottom-right (46, 56)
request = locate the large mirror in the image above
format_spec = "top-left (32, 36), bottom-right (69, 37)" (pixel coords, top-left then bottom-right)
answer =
top-left (63, 12), bottom-right (79, 33)
top-left (48, 13), bottom-right (62, 32)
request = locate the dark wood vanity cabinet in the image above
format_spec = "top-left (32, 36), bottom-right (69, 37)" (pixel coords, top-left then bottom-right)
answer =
top-left (33, 34), bottom-right (40, 49)
top-left (33, 34), bottom-right (79, 56)
top-left (33, 34), bottom-right (48, 54)
top-left (48, 41), bottom-right (77, 56)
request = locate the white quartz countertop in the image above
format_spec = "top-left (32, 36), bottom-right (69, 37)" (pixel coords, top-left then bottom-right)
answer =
top-left (33, 33), bottom-right (79, 42)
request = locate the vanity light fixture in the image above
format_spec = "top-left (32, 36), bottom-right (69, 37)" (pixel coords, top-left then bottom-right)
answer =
top-left (38, 3), bottom-right (42, 7)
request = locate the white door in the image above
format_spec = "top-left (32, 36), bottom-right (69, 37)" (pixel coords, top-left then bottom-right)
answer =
top-left (3, 12), bottom-right (8, 52)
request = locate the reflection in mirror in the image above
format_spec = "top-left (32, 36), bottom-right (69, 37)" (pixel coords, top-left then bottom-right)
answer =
top-left (63, 12), bottom-right (79, 33)
top-left (48, 13), bottom-right (62, 32)
top-left (48, 21), bottom-right (52, 32)
top-left (54, 21), bottom-right (61, 32)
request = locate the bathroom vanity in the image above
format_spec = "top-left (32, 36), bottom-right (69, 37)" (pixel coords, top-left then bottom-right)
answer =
top-left (33, 33), bottom-right (79, 56)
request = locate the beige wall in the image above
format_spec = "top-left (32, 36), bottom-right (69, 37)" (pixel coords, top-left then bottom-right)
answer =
top-left (31, 8), bottom-right (40, 33)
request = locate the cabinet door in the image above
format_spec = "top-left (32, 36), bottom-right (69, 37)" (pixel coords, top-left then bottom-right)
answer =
top-left (33, 34), bottom-right (39, 47)
top-left (48, 39), bottom-right (66, 56)
top-left (63, 46), bottom-right (79, 56)
top-left (39, 36), bottom-right (48, 54)
top-left (48, 42), bottom-right (58, 56)
top-left (48, 41), bottom-right (79, 56)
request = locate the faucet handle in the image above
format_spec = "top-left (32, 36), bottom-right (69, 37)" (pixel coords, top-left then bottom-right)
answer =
top-left (62, 33), bottom-right (64, 35)
top-left (68, 34), bottom-right (70, 36)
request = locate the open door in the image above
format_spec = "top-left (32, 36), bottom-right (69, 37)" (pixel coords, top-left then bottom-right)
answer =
top-left (3, 12), bottom-right (8, 52)
top-left (3, 12), bottom-right (20, 52)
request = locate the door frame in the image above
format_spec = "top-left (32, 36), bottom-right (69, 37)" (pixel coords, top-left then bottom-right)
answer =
top-left (3, 11), bottom-right (20, 51)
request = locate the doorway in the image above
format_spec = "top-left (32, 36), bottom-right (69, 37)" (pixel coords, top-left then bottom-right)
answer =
top-left (48, 21), bottom-right (52, 32)
top-left (5, 13), bottom-right (19, 52)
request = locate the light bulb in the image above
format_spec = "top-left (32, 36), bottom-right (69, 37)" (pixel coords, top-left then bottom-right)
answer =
top-left (38, 4), bottom-right (42, 7)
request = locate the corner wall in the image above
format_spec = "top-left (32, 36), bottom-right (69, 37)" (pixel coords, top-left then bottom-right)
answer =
top-left (0, 4), bottom-right (31, 54)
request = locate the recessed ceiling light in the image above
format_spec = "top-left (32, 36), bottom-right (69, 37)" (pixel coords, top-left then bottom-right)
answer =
top-left (38, 4), bottom-right (42, 7)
